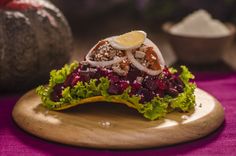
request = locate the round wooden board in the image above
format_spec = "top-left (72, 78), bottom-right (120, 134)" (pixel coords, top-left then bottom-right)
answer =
top-left (12, 88), bottom-right (224, 149)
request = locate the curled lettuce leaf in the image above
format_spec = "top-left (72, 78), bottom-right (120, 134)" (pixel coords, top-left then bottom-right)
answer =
top-left (49, 62), bottom-right (79, 87)
top-left (142, 97), bottom-right (168, 120)
top-left (36, 62), bottom-right (196, 120)
top-left (171, 66), bottom-right (196, 111)
top-left (36, 62), bottom-right (79, 109)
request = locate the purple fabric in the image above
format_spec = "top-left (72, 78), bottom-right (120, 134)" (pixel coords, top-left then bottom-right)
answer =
top-left (1, 72), bottom-right (236, 156)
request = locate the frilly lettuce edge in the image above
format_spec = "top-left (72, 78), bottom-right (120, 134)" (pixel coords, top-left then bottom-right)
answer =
top-left (36, 61), bottom-right (196, 120)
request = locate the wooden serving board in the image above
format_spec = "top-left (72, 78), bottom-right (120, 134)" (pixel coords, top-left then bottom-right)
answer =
top-left (12, 88), bottom-right (224, 149)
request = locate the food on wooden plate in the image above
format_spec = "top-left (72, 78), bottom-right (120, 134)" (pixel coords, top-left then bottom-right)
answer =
top-left (0, 0), bottom-right (72, 91)
top-left (37, 31), bottom-right (196, 120)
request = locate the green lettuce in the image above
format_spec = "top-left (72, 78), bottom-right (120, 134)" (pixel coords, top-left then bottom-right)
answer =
top-left (142, 97), bottom-right (169, 120)
top-left (36, 62), bottom-right (79, 109)
top-left (49, 62), bottom-right (79, 87)
top-left (36, 62), bottom-right (196, 120)
top-left (171, 66), bottom-right (196, 111)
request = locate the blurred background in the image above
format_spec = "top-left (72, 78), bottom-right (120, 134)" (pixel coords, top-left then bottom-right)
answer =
top-left (1, 0), bottom-right (236, 92)
top-left (51, 0), bottom-right (236, 71)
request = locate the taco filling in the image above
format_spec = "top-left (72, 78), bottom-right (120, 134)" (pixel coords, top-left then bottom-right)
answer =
top-left (36, 31), bottom-right (196, 120)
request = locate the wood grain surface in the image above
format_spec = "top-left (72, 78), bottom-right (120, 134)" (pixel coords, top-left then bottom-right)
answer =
top-left (12, 88), bottom-right (224, 149)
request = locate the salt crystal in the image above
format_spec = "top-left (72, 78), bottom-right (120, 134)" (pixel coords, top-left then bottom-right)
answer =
top-left (170, 9), bottom-right (230, 37)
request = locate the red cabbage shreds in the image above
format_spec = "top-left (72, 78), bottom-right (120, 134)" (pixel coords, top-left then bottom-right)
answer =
top-left (126, 66), bottom-right (143, 82)
top-left (96, 68), bottom-right (111, 77)
top-left (50, 64), bottom-right (186, 103)
top-left (143, 76), bottom-right (158, 91)
top-left (119, 81), bottom-right (130, 91)
top-left (36, 61), bottom-right (196, 120)
top-left (131, 82), bottom-right (142, 94)
top-left (79, 71), bottom-right (91, 82)
top-left (137, 67), bottom-right (185, 101)
top-left (166, 88), bottom-right (179, 97)
top-left (64, 73), bottom-right (80, 87)
top-left (136, 88), bottom-right (155, 103)
top-left (50, 83), bottom-right (64, 102)
top-left (108, 83), bottom-right (121, 95)
top-left (108, 80), bottom-right (129, 95)
top-left (108, 74), bottom-right (120, 84)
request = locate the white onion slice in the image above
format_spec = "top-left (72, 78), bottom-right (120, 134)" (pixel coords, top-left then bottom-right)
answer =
top-left (85, 37), bottom-right (127, 67)
top-left (126, 38), bottom-right (165, 76)
top-left (86, 36), bottom-right (166, 76)
top-left (144, 38), bottom-right (165, 66)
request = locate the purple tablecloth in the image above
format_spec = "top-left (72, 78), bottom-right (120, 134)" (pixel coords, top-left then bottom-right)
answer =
top-left (1, 72), bottom-right (236, 156)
